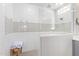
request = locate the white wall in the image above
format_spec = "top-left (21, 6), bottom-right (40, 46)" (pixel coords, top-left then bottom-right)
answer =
top-left (5, 3), bottom-right (13, 19)
top-left (54, 4), bottom-right (73, 32)
top-left (13, 4), bottom-right (40, 23)
top-left (13, 3), bottom-right (55, 24)
top-left (39, 7), bottom-right (55, 24)
top-left (0, 4), bottom-right (5, 55)
top-left (56, 4), bottom-right (73, 24)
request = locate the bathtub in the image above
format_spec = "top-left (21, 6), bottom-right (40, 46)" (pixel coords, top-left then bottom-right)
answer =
top-left (40, 32), bottom-right (73, 56)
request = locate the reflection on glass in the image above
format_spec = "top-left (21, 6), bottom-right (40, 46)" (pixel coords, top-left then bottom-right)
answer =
top-left (5, 3), bottom-right (55, 34)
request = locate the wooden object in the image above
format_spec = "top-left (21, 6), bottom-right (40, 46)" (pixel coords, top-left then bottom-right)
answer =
top-left (10, 48), bottom-right (22, 56)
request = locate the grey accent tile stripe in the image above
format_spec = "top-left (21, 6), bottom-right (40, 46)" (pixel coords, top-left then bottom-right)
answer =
top-left (5, 18), bottom-right (72, 34)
